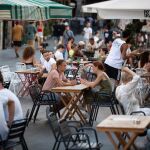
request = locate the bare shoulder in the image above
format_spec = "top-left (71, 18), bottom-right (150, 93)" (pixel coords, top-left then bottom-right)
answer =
top-left (121, 43), bottom-right (128, 52)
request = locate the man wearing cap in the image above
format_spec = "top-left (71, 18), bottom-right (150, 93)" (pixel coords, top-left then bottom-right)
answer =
top-left (63, 22), bottom-right (74, 60)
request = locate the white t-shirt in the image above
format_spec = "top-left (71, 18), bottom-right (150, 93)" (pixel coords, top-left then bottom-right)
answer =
top-left (43, 58), bottom-right (56, 72)
top-left (105, 38), bottom-right (126, 69)
top-left (94, 36), bottom-right (99, 43)
top-left (0, 89), bottom-right (23, 121)
top-left (83, 27), bottom-right (92, 40)
top-left (54, 50), bottom-right (63, 61)
top-left (116, 75), bottom-right (150, 115)
top-left (0, 99), bottom-right (8, 140)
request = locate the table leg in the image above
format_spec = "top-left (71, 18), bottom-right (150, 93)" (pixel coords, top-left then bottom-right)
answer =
top-left (60, 96), bottom-right (76, 120)
top-left (114, 132), bottom-right (127, 147)
top-left (20, 74), bottom-right (32, 96)
top-left (105, 131), bottom-right (119, 150)
top-left (123, 133), bottom-right (138, 150)
top-left (125, 132), bottom-right (137, 150)
top-left (65, 92), bottom-right (87, 124)
top-left (16, 73), bottom-right (28, 96)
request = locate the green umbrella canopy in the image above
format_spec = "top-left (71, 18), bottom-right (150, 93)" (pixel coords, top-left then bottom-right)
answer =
top-left (0, 0), bottom-right (44, 20)
top-left (26, 0), bottom-right (72, 19)
top-left (0, 0), bottom-right (72, 20)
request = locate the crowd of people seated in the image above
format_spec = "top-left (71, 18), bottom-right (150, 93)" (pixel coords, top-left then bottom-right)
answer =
top-left (1, 20), bottom-right (150, 149)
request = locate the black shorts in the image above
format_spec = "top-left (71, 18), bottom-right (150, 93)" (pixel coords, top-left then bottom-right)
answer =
top-left (104, 63), bottom-right (121, 81)
top-left (13, 41), bottom-right (22, 47)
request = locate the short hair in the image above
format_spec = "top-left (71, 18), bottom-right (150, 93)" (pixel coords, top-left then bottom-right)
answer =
top-left (57, 44), bottom-right (64, 49)
top-left (56, 59), bottom-right (66, 68)
top-left (89, 37), bottom-right (94, 42)
top-left (15, 21), bottom-right (19, 25)
top-left (121, 72), bottom-right (133, 83)
top-left (0, 71), bottom-right (4, 84)
top-left (122, 30), bottom-right (130, 38)
top-left (93, 61), bottom-right (105, 71)
top-left (42, 50), bottom-right (50, 55)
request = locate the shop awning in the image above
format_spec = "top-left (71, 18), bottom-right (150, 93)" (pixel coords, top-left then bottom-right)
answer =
top-left (82, 0), bottom-right (150, 19)
top-left (0, 0), bottom-right (72, 20)
top-left (26, 0), bottom-right (72, 19)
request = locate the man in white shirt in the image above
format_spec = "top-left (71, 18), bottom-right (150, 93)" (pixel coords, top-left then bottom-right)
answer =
top-left (0, 71), bottom-right (23, 122)
top-left (104, 30), bottom-right (131, 81)
top-left (54, 44), bottom-right (65, 61)
top-left (42, 50), bottom-right (56, 73)
top-left (83, 22), bottom-right (92, 46)
top-left (0, 99), bottom-right (9, 141)
top-left (116, 67), bottom-right (150, 115)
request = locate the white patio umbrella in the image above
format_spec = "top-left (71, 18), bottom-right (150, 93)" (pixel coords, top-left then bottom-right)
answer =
top-left (82, 0), bottom-right (150, 19)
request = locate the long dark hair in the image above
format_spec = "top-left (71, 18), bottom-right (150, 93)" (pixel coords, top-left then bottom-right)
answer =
top-left (23, 46), bottom-right (35, 60)
top-left (140, 51), bottom-right (150, 67)
top-left (93, 61), bottom-right (105, 71)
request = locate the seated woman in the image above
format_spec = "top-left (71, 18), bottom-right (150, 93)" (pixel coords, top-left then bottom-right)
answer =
top-left (138, 51), bottom-right (150, 72)
top-left (81, 61), bottom-right (112, 105)
top-left (116, 67), bottom-right (150, 115)
top-left (21, 46), bottom-right (39, 69)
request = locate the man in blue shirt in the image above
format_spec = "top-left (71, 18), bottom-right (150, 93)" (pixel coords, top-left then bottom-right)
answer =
top-left (26, 22), bottom-right (37, 48)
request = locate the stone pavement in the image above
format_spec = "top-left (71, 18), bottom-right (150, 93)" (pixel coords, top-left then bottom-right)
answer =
top-left (0, 36), bottom-right (145, 150)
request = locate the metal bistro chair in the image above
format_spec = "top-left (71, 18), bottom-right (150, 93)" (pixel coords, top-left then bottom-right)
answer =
top-left (65, 67), bottom-right (79, 80)
top-left (3, 109), bottom-right (30, 150)
top-left (83, 51), bottom-right (94, 58)
top-left (67, 127), bottom-right (103, 150)
top-left (0, 65), bottom-right (12, 89)
top-left (48, 112), bottom-right (81, 150)
top-left (117, 101), bottom-right (147, 149)
top-left (28, 84), bottom-right (60, 123)
top-left (89, 92), bottom-right (117, 126)
top-left (48, 112), bottom-right (102, 150)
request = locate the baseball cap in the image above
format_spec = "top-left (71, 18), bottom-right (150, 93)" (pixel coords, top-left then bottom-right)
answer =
top-left (78, 41), bottom-right (85, 45)
top-left (64, 22), bottom-right (69, 26)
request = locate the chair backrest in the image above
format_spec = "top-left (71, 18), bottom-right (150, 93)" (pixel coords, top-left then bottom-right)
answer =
top-left (7, 118), bottom-right (28, 140)
top-left (1, 65), bottom-right (10, 72)
top-left (117, 101), bottom-right (126, 115)
top-left (0, 65), bottom-right (12, 82)
top-left (83, 51), bottom-right (94, 57)
top-left (29, 84), bottom-right (41, 102)
top-left (25, 109), bottom-right (30, 119)
top-left (16, 62), bottom-right (26, 71)
top-left (47, 112), bottom-right (61, 140)
top-left (117, 100), bottom-right (146, 116)
top-left (95, 92), bottom-right (112, 104)
top-left (48, 112), bottom-right (72, 140)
